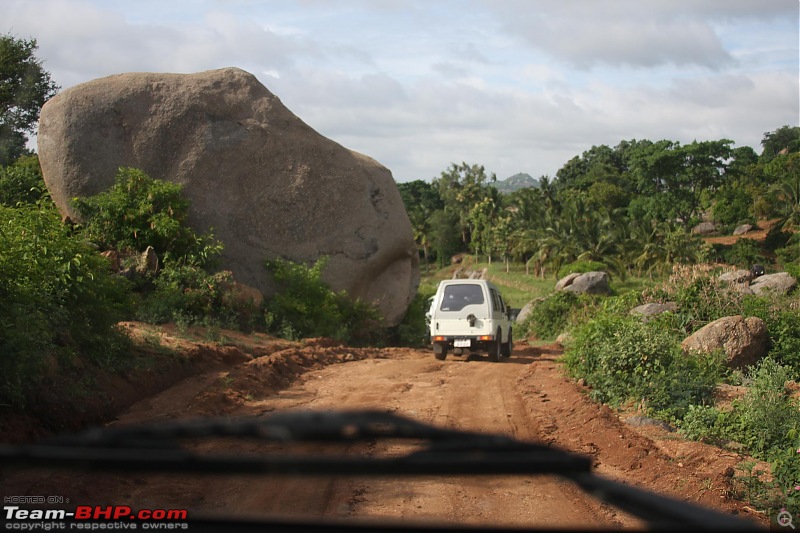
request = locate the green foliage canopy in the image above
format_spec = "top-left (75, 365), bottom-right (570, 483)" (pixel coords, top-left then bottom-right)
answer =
top-left (0, 204), bottom-right (130, 405)
top-left (73, 167), bottom-right (221, 265)
top-left (0, 34), bottom-right (59, 165)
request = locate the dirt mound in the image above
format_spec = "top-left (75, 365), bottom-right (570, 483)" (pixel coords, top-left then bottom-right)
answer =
top-left (0, 323), bottom-right (286, 442)
top-left (513, 343), bottom-right (766, 522)
top-left (703, 218), bottom-right (781, 246)
top-left (189, 341), bottom-right (395, 416)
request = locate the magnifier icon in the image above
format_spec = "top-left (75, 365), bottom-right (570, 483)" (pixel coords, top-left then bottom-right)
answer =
top-left (779, 509), bottom-right (795, 529)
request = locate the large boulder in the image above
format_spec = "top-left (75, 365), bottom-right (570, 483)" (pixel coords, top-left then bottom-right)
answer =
top-left (561, 271), bottom-right (612, 295)
top-left (515, 297), bottom-right (545, 324)
top-left (37, 67), bottom-right (419, 325)
top-left (750, 272), bottom-right (796, 295)
top-left (718, 269), bottom-right (751, 284)
top-left (629, 302), bottom-right (678, 321)
top-left (555, 272), bottom-right (581, 291)
top-left (692, 222), bottom-right (717, 235)
top-left (717, 269), bottom-right (754, 295)
top-left (681, 315), bottom-right (768, 369)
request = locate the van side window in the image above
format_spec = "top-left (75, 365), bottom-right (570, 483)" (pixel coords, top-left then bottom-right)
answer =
top-left (440, 284), bottom-right (485, 312)
top-left (489, 289), bottom-right (504, 313)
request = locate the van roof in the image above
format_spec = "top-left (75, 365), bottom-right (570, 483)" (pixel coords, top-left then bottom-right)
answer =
top-left (436, 279), bottom-right (497, 288)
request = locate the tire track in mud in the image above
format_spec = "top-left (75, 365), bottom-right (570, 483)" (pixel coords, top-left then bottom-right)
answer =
top-left (233, 347), bottom-right (626, 530)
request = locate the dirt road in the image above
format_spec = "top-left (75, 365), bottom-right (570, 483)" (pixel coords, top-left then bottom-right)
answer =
top-left (0, 327), bottom-right (768, 529)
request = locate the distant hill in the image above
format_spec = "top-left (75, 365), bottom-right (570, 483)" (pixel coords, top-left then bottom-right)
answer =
top-left (492, 173), bottom-right (540, 194)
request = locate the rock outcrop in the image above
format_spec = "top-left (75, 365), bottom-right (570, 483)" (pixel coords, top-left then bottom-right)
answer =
top-left (681, 315), bottom-right (768, 369)
top-left (555, 273), bottom-right (581, 291)
top-left (718, 270), bottom-right (752, 284)
top-left (692, 222), bottom-right (717, 235)
top-left (558, 271), bottom-right (612, 295)
top-left (515, 297), bottom-right (545, 324)
top-left (629, 302), bottom-right (678, 321)
top-left (750, 272), bottom-right (796, 296)
top-left (37, 67), bottom-right (419, 325)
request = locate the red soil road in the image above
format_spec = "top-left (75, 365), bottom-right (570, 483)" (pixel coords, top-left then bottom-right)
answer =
top-left (0, 327), bottom-right (769, 530)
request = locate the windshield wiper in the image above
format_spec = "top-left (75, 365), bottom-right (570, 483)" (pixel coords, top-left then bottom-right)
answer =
top-left (0, 409), bottom-right (761, 531)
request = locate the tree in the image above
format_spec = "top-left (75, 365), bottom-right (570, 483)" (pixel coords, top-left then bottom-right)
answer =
top-left (468, 189), bottom-right (501, 262)
top-left (626, 139), bottom-right (732, 224)
top-left (428, 209), bottom-right (462, 267)
top-left (0, 34), bottom-right (59, 166)
top-left (761, 125), bottom-right (800, 163)
top-left (434, 162), bottom-right (495, 247)
top-left (767, 153), bottom-right (800, 232)
top-left (396, 180), bottom-right (443, 268)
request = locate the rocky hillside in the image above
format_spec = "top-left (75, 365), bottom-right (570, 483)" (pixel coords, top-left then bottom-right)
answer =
top-left (493, 172), bottom-right (539, 193)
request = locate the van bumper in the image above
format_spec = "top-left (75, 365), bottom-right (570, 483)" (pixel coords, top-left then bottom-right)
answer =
top-left (431, 335), bottom-right (495, 352)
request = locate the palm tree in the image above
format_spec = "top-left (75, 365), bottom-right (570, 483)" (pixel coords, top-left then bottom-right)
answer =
top-left (770, 173), bottom-right (800, 232)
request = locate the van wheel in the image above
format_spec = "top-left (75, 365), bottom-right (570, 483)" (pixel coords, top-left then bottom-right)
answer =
top-left (501, 328), bottom-right (512, 358)
top-left (433, 343), bottom-right (447, 361)
top-left (488, 334), bottom-right (501, 362)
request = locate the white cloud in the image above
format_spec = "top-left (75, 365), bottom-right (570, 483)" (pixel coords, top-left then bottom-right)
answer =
top-left (3, 0), bottom-right (798, 182)
top-left (483, 0), bottom-right (797, 71)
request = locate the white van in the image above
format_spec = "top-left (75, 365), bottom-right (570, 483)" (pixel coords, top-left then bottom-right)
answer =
top-left (428, 279), bottom-right (515, 362)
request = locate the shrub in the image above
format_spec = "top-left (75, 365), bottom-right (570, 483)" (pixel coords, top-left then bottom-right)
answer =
top-left (263, 257), bottom-right (383, 345)
top-left (679, 404), bottom-right (729, 444)
top-left (646, 264), bottom-right (744, 333)
top-left (556, 260), bottom-right (607, 279)
top-left (742, 295), bottom-right (800, 376)
top-left (771, 432), bottom-right (800, 514)
top-left (135, 266), bottom-right (259, 331)
top-left (717, 239), bottom-right (767, 269)
top-left (711, 184), bottom-right (756, 227)
top-left (725, 358), bottom-right (800, 459)
top-left (776, 239), bottom-right (800, 267)
top-left (0, 205), bottom-right (130, 405)
top-left (520, 291), bottom-right (582, 340)
top-left (393, 289), bottom-right (435, 347)
top-left (73, 167), bottom-right (221, 266)
top-left (563, 312), bottom-right (721, 418)
top-left (0, 155), bottom-right (49, 206)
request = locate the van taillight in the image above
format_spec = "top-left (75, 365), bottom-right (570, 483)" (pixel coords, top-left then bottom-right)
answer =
top-left (478, 335), bottom-right (493, 341)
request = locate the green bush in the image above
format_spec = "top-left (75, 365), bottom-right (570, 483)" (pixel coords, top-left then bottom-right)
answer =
top-left (0, 205), bottom-right (130, 405)
top-left (563, 312), bottom-right (721, 418)
top-left (73, 167), bottom-right (221, 265)
top-left (725, 358), bottom-right (800, 459)
top-left (0, 155), bottom-right (48, 206)
top-left (776, 239), bottom-right (800, 267)
top-left (135, 266), bottom-right (259, 331)
top-left (393, 289), bottom-right (435, 347)
top-left (557, 260), bottom-right (607, 279)
top-left (679, 404), bottom-right (729, 444)
top-left (667, 272), bottom-right (745, 333)
top-left (263, 257), bottom-right (383, 345)
top-left (771, 432), bottom-right (800, 514)
top-left (742, 296), bottom-right (800, 376)
top-left (717, 239), bottom-right (767, 269)
top-left (521, 291), bottom-right (582, 340)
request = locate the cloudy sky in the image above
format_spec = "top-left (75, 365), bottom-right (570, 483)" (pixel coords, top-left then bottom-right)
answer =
top-left (3, 0), bottom-right (798, 182)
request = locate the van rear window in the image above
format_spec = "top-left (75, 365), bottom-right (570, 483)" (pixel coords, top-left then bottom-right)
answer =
top-left (439, 284), bottom-right (485, 312)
